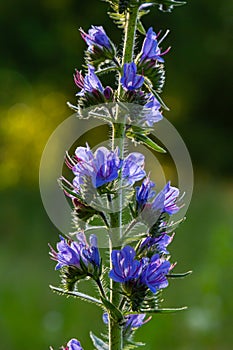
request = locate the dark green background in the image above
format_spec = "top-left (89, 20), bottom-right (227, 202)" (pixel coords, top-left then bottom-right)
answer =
top-left (0, 0), bottom-right (232, 349)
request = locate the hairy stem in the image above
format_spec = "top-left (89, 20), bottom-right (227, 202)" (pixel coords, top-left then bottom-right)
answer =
top-left (109, 4), bottom-right (139, 350)
top-left (122, 5), bottom-right (138, 65)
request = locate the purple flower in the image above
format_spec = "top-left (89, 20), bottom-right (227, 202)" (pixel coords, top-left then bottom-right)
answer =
top-left (109, 246), bottom-right (172, 296)
top-left (81, 234), bottom-right (101, 268)
top-left (143, 93), bottom-right (163, 126)
top-left (103, 312), bottom-right (150, 331)
top-left (121, 62), bottom-right (144, 91)
top-left (75, 65), bottom-right (104, 96)
top-left (137, 179), bottom-right (180, 221)
top-left (80, 25), bottom-right (112, 52)
top-left (65, 338), bottom-right (83, 350)
top-left (152, 181), bottom-right (180, 215)
top-left (140, 233), bottom-right (175, 255)
top-left (122, 152), bottom-right (146, 185)
top-left (49, 235), bottom-right (82, 271)
top-left (125, 314), bottom-right (151, 330)
top-left (136, 177), bottom-right (156, 211)
top-left (49, 232), bottom-right (100, 273)
top-left (140, 27), bottom-right (166, 63)
top-left (140, 254), bottom-right (171, 293)
top-left (70, 145), bottom-right (146, 189)
top-left (109, 246), bottom-right (142, 283)
top-left (72, 145), bottom-right (122, 188)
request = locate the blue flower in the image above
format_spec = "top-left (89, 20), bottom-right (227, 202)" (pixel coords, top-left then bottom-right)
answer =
top-left (80, 25), bottom-right (112, 51)
top-left (65, 338), bottom-right (83, 350)
top-left (109, 246), bottom-right (171, 296)
top-left (125, 313), bottom-right (151, 330)
top-left (152, 181), bottom-right (180, 215)
top-left (139, 233), bottom-right (175, 255)
top-left (121, 62), bottom-right (144, 91)
top-left (122, 152), bottom-right (146, 185)
top-left (81, 234), bottom-right (101, 268)
top-left (49, 235), bottom-right (82, 271)
top-left (137, 179), bottom-right (180, 219)
top-left (71, 145), bottom-right (146, 189)
top-left (109, 246), bottom-right (142, 283)
top-left (72, 145), bottom-right (122, 188)
top-left (143, 93), bottom-right (163, 126)
top-left (103, 312), bottom-right (150, 331)
top-left (93, 147), bottom-right (122, 187)
top-left (140, 27), bottom-right (166, 63)
top-left (136, 177), bottom-right (156, 211)
top-left (75, 65), bottom-right (104, 97)
top-left (140, 254), bottom-right (171, 293)
top-left (49, 232), bottom-right (100, 274)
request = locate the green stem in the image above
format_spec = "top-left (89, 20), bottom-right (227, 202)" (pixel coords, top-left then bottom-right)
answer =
top-left (122, 5), bottom-right (139, 65)
top-left (109, 5), bottom-right (139, 350)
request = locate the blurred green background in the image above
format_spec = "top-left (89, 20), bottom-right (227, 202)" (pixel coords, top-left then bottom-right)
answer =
top-left (0, 0), bottom-right (232, 349)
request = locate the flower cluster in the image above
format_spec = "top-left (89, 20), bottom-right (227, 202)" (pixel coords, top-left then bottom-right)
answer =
top-left (49, 232), bottom-right (101, 281)
top-left (109, 245), bottom-right (172, 293)
top-left (70, 25), bottom-right (169, 128)
top-left (139, 232), bottom-right (175, 256)
top-left (136, 177), bottom-right (180, 225)
top-left (65, 144), bottom-right (146, 190)
top-left (74, 65), bottom-right (113, 106)
top-left (103, 312), bottom-right (151, 333)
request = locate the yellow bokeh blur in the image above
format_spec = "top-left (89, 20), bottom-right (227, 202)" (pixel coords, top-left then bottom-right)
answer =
top-left (0, 88), bottom-right (69, 188)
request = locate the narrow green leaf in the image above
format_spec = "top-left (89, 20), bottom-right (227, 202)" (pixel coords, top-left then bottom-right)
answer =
top-left (101, 297), bottom-right (124, 322)
top-left (57, 178), bottom-right (83, 202)
top-left (144, 76), bottom-right (170, 110)
top-left (137, 20), bottom-right (146, 35)
top-left (90, 331), bottom-right (109, 350)
top-left (49, 285), bottom-right (103, 307)
top-left (152, 88), bottom-right (169, 110)
top-left (123, 345), bottom-right (140, 350)
top-left (123, 221), bottom-right (146, 238)
top-left (123, 341), bottom-right (146, 350)
top-left (96, 66), bottom-right (119, 76)
top-left (139, 306), bottom-right (188, 313)
top-left (167, 271), bottom-right (193, 278)
top-left (127, 131), bottom-right (166, 153)
top-left (108, 11), bottom-right (126, 29)
top-left (122, 233), bottom-right (147, 245)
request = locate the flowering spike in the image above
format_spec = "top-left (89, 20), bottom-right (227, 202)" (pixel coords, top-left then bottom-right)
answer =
top-left (49, 233), bottom-right (101, 284)
top-left (48, 0), bottom-right (189, 348)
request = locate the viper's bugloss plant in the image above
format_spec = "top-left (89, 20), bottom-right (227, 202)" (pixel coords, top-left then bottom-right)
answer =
top-left (48, 0), bottom-right (191, 349)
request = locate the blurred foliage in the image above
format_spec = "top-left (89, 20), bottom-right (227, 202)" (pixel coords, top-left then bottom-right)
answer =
top-left (0, 0), bottom-right (232, 349)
